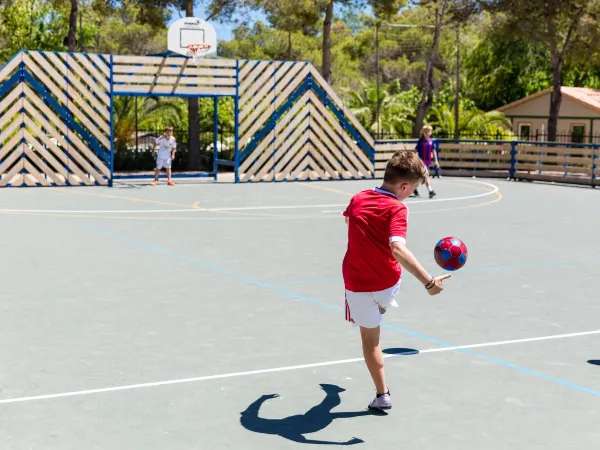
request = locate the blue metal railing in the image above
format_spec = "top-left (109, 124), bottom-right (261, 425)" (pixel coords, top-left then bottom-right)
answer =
top-left (375, 138), bottom-right (598, 187)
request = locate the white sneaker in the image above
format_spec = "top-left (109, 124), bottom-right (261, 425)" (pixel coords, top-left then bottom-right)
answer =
top-left (368, 391), bottom-right (392, 411)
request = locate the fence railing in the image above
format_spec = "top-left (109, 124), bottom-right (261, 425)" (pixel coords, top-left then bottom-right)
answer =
top-left (374, 139), bottom-right (599, 188)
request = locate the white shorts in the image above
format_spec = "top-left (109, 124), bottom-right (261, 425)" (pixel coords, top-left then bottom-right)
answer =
top-left (344, 281), bottom-right (401, 328)
top-left (156, 156), bottom-right (172, 169)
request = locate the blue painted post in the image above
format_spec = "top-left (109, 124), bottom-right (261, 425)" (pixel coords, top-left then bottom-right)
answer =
top-left (213, 96), bottom-right (218, 181)
top-left (234, 60), bottom-right (240, 183)
top-left (592, 143), bottom-right (598, 188)
top-left (433, 139), bottom-right (440, 178)
top-left (509, 141), bottom-right (517, 180)
top-left (109, 54), bottom-right (114, 187)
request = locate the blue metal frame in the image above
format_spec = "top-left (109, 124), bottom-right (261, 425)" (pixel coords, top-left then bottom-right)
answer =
top-left (109, 55), bottom-right (114, 187)
top-left (233, 59), bottom-right (240, 183)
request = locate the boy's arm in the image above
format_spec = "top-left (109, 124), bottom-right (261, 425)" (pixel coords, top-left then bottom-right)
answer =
top-left (389, 206), bottom-right (449, 294)
top-left (171, 141), bottom-right (176, 159)
top-left (391, 241), bottom-right (449, 294)
top-left (390, 242), bottom-right (451, 295)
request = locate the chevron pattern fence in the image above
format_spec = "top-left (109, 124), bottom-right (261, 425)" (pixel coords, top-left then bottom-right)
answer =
top-left (237, 60), bottom-right (374, 182)
top-left (0, 51), bottom-right (111, 186)
top-left (0, 51), bottom-right (376, 187)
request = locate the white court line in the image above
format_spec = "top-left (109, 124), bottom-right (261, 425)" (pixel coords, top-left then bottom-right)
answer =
top-left (0, 328), bottom-right (597, 405)
top-left (0, 180), bottom-right (500, 214)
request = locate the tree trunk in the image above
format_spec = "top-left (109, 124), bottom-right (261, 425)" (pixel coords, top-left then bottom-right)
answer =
top-left (548, 44), bottom-right (562, 143)
top-left (67, 0), bottom-right (78, 51)
top-left (288, 31), bottom-right (292, 60)
top-left (322, 0), bottom-right (334, 82)
top-left (546, 13), bottom-right (580, 143)
top-left (185, 0), bottom-right (201, 171)
top-left (412, 0), bottom-right (448, 138)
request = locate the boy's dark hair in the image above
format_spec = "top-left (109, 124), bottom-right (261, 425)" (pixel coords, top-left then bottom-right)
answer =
top-left (383, 150), bottom-right (427, 185)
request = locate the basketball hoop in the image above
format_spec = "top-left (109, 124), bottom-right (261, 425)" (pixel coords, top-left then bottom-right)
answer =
top-left (187, 43), bottom-right (211, 64)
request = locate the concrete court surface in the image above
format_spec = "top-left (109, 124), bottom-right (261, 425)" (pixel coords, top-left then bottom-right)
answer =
top-left (0, 176), bottom-right (599, 449)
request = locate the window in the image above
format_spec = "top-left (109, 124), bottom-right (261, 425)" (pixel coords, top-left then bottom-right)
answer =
top-left (570, 124), bottom-right (585, 143)
top-left (518, 123), bottom-right (532, 140)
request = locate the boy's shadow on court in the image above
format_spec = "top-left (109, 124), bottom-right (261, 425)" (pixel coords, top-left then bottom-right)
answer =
top-left (589, 360), bottom-right (600, 367)
top-left (240, 384), bottom-right (384, 445)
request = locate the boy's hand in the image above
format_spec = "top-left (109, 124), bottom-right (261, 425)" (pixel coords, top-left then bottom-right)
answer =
top-left (425, 274), bottom-right (451, 295)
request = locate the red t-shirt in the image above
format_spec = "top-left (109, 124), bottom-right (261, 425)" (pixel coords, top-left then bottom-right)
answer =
top-left (342, 188), bottom-right (408, 292)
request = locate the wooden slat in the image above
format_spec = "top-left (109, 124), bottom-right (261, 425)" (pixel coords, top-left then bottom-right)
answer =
top-left (308, 65), bottom-right (374, 147)
top-left (88, 54), bottom-right (110, 76)
top-left (0, 52), bottom-right (22, 83)
top-left (40, 52), bottom-right (110, 118)
top-left (239, 65), bottom-right (310, 141)
top-left (0, 128), bottom-right (24, 160)
top-left (112, 84), bottom-right (236, 96)
top-left (24, 116), bottom-right (97, 185)
top-left (440, 161), bottom-right (511, 169)
top-left (239, 61), bottom-right (271, 94)
top-left (22, 159), bottom-right (50, 187)
top-left (515, 154), bottom-right (593, 164)
top-left (516, 146), bottom-right (594, 156)
top-left (0, 83), bottom-right (24, 114)
top-left (375, 143), bottom-right (414, 152)
top-left (0, 158), bottom-right (24, 187)
top-left (309, 92), bottom-right (373, 175)
top-left (310, 107), bottom-right (364, 177)
top-left (0, 101), bottom-right (24, 132)
top-left (113, 55), bottom-right (236, 67)
top-left (439, 152), bottom-right (511, 161)
top-left (113, 65), bottom-right (236, 77)
top-left (249, 114), bottom-right (311, 181)
top-left (24, 54), bottom-right (111, 143)
top-left (72, 53), bottom-right (110, 91)
top-left (22, 85), bottom-right (110, 177)
top-left (0, 114), bottom-right (23, 146)
top-left (515, 163), bottom-right (593, 174)
top-left (23, 147), bottom-right (64, 186)
top-left (113, 74), bottom-right (237, 86)
top-left (60, 53), bottom-right (111, 105)
top-left (440, 143), bottom-right (511, 152)
top-left (240, 105), bottom-right (310, 175)
top-left (24, 105), bottom-right (107, 183)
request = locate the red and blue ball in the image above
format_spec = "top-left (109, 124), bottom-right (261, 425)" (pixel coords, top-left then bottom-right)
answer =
top-left (434, 237), bottom-right (468, 271)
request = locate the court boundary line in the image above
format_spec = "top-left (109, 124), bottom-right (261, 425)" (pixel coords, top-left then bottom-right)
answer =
top-left (1, 329), bottom-right (599, 405)
top-left (0, 180), bottom-right (499, 215)
top-left (66, 223), bottom-right (600, 401)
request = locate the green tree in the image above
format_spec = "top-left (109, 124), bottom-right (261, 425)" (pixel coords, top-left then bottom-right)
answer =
top-left (477, 0), bottom-right (597, 141)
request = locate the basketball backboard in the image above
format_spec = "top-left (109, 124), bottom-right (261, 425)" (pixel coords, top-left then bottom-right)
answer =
top-left (167, 17), bottom-right (217, 58)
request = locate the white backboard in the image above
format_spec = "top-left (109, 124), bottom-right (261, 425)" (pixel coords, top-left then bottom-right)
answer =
top-left (168, 17), bottom-right (217, 57)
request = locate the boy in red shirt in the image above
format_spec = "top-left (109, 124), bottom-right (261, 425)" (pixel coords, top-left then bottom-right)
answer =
top-left (342, 150), bottom-right (451, 411)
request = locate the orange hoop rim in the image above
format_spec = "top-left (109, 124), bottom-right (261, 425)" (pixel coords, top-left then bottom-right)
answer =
top-left (187, 43), bottom-right (211, 52)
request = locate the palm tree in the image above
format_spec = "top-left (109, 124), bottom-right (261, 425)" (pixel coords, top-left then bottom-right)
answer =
top-left (112, 97), bottom-right (186, 152)
top-left (427, 102), bottom-right (513, 139)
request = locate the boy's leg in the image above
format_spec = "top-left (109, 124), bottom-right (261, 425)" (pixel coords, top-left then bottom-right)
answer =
top-left (359, 326), bottom-right (387, 395)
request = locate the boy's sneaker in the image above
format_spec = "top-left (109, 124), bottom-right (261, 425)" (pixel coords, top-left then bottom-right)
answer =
top-left (429, 190), bottom-right (436, 199)
top-left (167, 180), bottom-right (176, 186)
top-left (413, 189), bottom-right (419, 197)
top-left (368, 391), bottom-right (392, 411)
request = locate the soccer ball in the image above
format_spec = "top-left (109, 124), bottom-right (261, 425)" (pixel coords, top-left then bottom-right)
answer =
top-left (434, 237), bottom-right (468, 271)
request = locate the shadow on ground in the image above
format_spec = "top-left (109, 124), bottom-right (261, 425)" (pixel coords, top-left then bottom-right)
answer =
top-left (382, 348), bottom-right (420, 356)
top-left (588, 360), bottom-right (600, 367)
top-left (240, 384), bottom-right (383, 445)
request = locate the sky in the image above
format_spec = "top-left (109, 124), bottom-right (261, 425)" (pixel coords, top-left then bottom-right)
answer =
top-left (167, 5), bottom-right (268, 42)
top-left (167, 3), bottom-right (366, 43)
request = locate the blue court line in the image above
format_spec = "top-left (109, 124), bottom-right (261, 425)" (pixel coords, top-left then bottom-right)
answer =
top-left (268, 256), bottom-right (600, 285)
top-left (80, 223), bottom-right (600, 398)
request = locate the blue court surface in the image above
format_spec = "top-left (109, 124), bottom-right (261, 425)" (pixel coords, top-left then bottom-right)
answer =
top-left (0, 177), bottom-right (599, 449)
